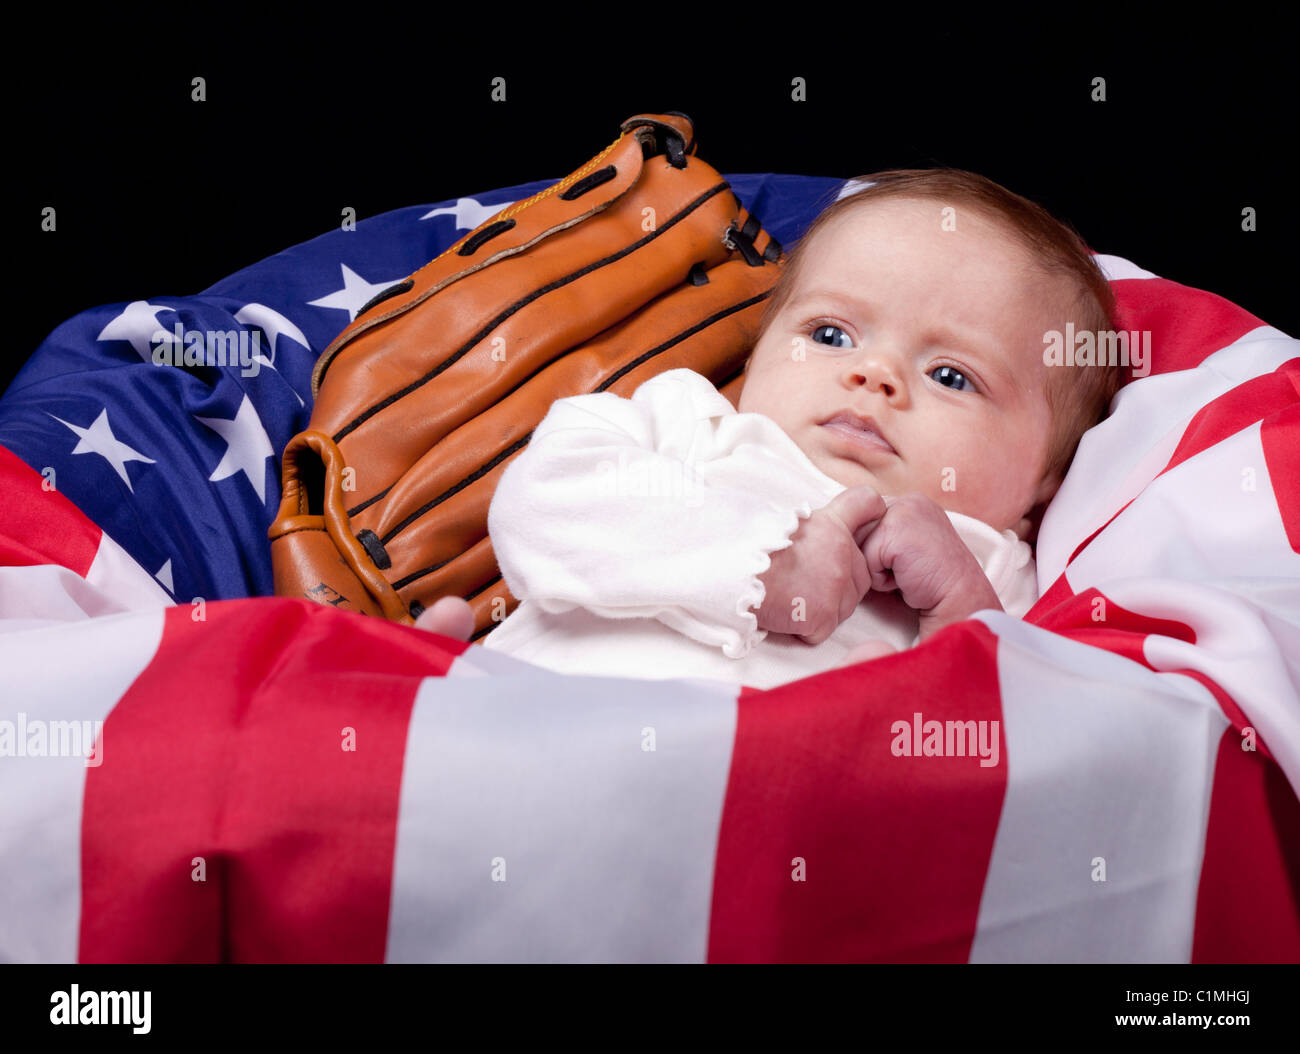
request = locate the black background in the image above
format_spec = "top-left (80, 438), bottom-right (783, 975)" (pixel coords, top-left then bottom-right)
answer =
top-left (12, 16), bottom-right (1297, 397)
top-left (3, 963), bottom-right (1292, 1038)
top-left (2, 9), bottom-right (1297, 993)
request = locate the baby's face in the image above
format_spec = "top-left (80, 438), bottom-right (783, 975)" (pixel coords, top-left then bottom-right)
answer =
top-left (739, 196), bottom-right (1070, 536)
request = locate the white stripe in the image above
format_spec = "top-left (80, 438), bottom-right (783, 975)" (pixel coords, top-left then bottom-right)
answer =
top-left (0, 564), bottom-right (115, 625)
top-left (1066, 422), bottom-right (1300, 588)
top-left (1127, 578), bottom-right (1300, 797)
top-left (1057, 421), bottom-right (1300, 793)
top-left (0, 606), bottom-right (165, 963)
top-left (385, 665), bottom-right (737, 962)
top-left (85, 532), bottom-right (174, 611)
top-left (445, 640), bottom-right (553, 678)
top-left (969, 613), bottom-right (1228, 963)
top-left (0, 541), bottom-right (171, 628)
top-left (1038, 326), bottom-right (1298, 587)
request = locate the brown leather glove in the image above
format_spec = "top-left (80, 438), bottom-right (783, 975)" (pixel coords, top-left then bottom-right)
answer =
top-left (267, 112), bottom-right (783, 641)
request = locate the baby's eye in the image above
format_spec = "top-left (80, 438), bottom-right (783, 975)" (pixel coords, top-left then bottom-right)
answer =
top-left (811, 324), bottom-right (853, 349)
top-left (929, 365), bottom-right (975, 392)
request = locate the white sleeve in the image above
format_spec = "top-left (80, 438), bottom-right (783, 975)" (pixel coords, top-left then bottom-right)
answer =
top-left (486, 369), bottom-right (824, 659)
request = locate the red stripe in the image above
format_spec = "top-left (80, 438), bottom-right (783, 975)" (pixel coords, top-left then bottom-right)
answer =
top-left (0, 442), bottom-right (101, 574)
top-left (1164, 358), bottom-right (1300, 474)
top-left (1192, 728), bottom-right (1300, 962)
top-left (1111, 277), bottom-right (1264, 378)
top-left (1023, 583), bottom-right (1300, 959)
top-left (1186, 379), bottom-right (1300, 896)
top-left (1029, 586), bottom-right (1197, 667)
top-left (1028, 587), bottom-right (1272, 754)
top-left (79, 596), bottom-right (470, 962)
top-left (1261, 402), bottom-right (1300, 554)
top-left (1024, 571), bottom-right (1076, 625)
top-left (1058, 359), bottom-right (1299, 569)
top-left (708, 620), bottom-right (1006, 962)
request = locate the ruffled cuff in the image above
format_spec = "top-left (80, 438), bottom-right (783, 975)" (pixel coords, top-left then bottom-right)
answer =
top-left (719, 498), bottom-right (818, 659)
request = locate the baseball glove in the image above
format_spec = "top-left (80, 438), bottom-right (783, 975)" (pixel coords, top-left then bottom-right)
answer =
top-left (267, 112), bottom-right (784, 640)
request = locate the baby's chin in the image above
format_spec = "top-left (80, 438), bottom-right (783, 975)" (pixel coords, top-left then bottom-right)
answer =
top-left (810, 451), bottom-right (893, 496)
top-left (810, 452), bottom-right (1025, 534)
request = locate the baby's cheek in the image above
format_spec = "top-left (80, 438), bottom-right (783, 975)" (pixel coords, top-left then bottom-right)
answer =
top-left (922, 461), bottom-right (1004, 525)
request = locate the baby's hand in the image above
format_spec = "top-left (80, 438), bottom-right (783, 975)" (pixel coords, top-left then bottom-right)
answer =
top-left (755, 485), bottom-right (886, 644)
top-left (859, 494), bottom-right (1001, 641)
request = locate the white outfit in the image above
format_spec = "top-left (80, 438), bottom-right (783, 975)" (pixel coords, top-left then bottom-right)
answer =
top-left (480, 368), bottom-right (1037, 689)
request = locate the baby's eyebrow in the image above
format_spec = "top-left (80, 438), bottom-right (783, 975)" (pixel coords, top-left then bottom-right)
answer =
top-left (923, 323), bottom-right (1016, 387)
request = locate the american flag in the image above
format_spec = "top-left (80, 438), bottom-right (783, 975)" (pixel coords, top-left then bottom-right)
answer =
top-left (1, 175), bottom-right (1297, 962)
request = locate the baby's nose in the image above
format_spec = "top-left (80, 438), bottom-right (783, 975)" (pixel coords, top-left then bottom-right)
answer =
top-left (847, 355), bottom-right (903, 398)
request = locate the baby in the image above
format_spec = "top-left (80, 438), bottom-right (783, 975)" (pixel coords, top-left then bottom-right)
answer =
top-left (419, 169), bottom-right (1121, 688)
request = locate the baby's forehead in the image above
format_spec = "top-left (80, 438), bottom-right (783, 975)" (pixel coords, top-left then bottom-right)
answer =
top-left (814, 194), bottom-right (1028, 255)
top-left (796, 201), bottom-right (1070, 318)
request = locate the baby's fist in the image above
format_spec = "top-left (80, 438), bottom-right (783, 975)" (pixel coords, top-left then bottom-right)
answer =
top-left (755, 485), bottom-right (884, 644)
top-left (859, 494), bottom-right (1001, 639)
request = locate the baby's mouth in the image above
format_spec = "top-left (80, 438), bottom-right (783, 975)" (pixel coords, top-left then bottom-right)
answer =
top-left (819, 411), bottom-right (898, 456)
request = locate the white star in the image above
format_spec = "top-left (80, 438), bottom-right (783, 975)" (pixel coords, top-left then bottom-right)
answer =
top-left (47, 408), bottom-right (157, 493)
top-left (233, 302), bottom-right (311, 367)
top-left (420, 196), bottom-right (515, 230)
top-left (96, 301), bottom-right (180, 362)
top-left (308, 264), bottom-right (404, 322)
top-left (196, 395), bottom-right (274, 503)
top-left (836, 178), bottom-right (876, 202)
top-left (233, 302), bottom-right (312, 405)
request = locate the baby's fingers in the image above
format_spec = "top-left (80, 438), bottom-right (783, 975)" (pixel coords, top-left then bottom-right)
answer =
top-left (824, 485), bottom-right (888, 549)
top-left (840, 544), bottom-right (874, 622)
top-left (414, 595), bottom-right (476, 641)
top-left (860, 523), bottom-right (898, 593)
